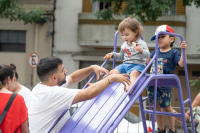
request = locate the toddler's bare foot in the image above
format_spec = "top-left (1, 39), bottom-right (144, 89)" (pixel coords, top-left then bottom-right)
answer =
top-left (125, 83), bottom-right (138, 95)
top-left (125, 85), bottom-right (134, 95)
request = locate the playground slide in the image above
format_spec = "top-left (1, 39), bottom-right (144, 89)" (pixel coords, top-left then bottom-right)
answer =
top-left (48, 31), bottom-right (194, 133)
top-left (59, 75), bottom-right (149, 133)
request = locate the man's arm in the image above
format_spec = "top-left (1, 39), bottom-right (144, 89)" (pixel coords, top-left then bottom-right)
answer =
top-left (66, 65), bottom-right (109, 87)
top-left (178, 41), bottom-right (187, 67)
top-left (72, 74), bottom-right (130, 105)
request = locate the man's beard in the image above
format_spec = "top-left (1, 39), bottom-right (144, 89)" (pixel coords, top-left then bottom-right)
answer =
top-left (57, 77), bottom-right (66, 86)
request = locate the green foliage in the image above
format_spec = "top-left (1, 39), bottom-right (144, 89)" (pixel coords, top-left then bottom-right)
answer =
top-left (197, 45), bottom-right (200, 52)
top-left (190, 77), bottom-right (200, 91)
top-left (0, 0), bottom-right (45, 24)
top-left (95, 8), bottom-right (113, 21)
top-left (190, 45), bottom-right (200, 91)
top-left (91, 0), bottom-right (200, 23)
top-left (91, 0), bottom-right (174, 23)
top-left (183, 0), bottom-right (200, 8)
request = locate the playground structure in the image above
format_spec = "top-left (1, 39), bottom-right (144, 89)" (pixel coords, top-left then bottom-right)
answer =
top-left (48, 31), bottom-right (195, 133)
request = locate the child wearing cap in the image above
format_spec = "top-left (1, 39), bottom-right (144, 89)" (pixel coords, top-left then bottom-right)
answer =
top-left (104, 17), bottom-right (150, 93)
top-left (146, 25), bottom-right (187, 133)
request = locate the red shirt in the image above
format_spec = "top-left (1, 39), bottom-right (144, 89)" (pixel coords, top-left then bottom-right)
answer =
top-left (0, 93), bottom-right (28, 133)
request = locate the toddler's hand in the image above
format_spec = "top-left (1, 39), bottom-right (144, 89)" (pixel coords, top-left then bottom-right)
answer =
top-left (133, 43), bottom-right (142, 53)
top-left (103, 53), bottom-right (113, 60)
top-left (132, 42), bottom-right (137, 47)
top-left (180, 41), bottom-right (187, 50)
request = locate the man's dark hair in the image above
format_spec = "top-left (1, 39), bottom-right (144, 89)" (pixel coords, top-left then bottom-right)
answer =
top-left (37, 56), bottom-right (63, 82)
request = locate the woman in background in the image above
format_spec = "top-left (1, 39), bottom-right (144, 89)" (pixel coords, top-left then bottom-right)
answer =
top-left (10, 64), bottom-right (32, 109)
top-left (0, 64), bottom-right (28, 133)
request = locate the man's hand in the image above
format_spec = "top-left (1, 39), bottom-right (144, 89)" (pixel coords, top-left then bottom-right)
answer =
top-left (72, 74), bottom-right (130, 105)
top-left (133, 43), bottom-right (143, 53)
top-left (91, 65), bottom-right (110, 80)
top-left (108, 74), bottom-right (130, 90)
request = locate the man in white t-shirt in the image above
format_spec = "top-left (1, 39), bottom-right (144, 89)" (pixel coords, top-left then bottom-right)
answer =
top-left (28, 56), bottom-right (130, 133)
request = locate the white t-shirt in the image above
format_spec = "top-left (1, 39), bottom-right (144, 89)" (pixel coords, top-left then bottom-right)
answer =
top-left (28, 79), bottom-right (79, 133)
top-left (18, 85), bottom-right (32, 109)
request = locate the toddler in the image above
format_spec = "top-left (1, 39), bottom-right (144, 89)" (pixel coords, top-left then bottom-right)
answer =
top-left (104, 17), bottom-right (150, 93)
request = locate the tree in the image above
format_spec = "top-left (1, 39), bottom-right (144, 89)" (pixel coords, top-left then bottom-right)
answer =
top-left (92, 0), bottom-right (200, 23)
top-left (0, 0), bottom-right (45, 25)
top-left (183, 0), bottom-right (200, 7)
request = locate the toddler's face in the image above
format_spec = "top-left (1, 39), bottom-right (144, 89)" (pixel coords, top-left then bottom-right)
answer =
top-left (120, 28), bottom-right (137, 44)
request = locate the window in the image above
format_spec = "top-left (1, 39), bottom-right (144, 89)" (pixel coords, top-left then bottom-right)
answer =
top-left (99, 2), bottom-right (111, 10)
top-left (92, 2), bottom-right (111, 12)
top-left (79, 61), bottom-right (120, 89)
top-left (178, 70), bottom-right (185, 76)
top-left (0, 30), bottom-right (26, 52)
top-left (192, 71), bottom-right (200, 77)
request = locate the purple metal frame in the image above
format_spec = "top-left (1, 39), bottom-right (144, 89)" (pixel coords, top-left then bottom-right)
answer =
top-left (48, 31), bottom-right (194, 133)
top-left (107, 31), bottom-right (194, 133)
top-left (113, 31), bottom-right (118, 69)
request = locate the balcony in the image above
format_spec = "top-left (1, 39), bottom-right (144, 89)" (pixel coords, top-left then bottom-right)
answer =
top-left (78, 13), bottom-right (186, 49)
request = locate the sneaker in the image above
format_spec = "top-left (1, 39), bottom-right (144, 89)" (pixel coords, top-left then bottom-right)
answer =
top-left (157, 128), bottom-right (166, 133)
top-left (167, 128), bottom-right (177, 133)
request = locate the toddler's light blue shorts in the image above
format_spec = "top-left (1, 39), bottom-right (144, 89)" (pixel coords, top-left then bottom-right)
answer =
top-left (115, 63), bottom-right (145, 74)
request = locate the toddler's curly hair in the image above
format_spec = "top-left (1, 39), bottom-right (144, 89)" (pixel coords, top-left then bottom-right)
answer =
top-left (118, 17), bottom-right (143, 39)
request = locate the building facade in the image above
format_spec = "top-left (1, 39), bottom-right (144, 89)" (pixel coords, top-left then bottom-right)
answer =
top-left (1, 0), bottom-right (199, 129)
top-left (0, 0), bottom-right (54, 88)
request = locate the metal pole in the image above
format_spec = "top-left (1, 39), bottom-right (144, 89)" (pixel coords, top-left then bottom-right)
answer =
top-left (30, 69), bottom-right (33, 90)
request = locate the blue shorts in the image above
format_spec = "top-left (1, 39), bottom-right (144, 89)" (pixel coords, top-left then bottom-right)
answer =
top-left (147, 87), bottom-right (172, 108)
top-left (115, 63), bottom-right (145, 74)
